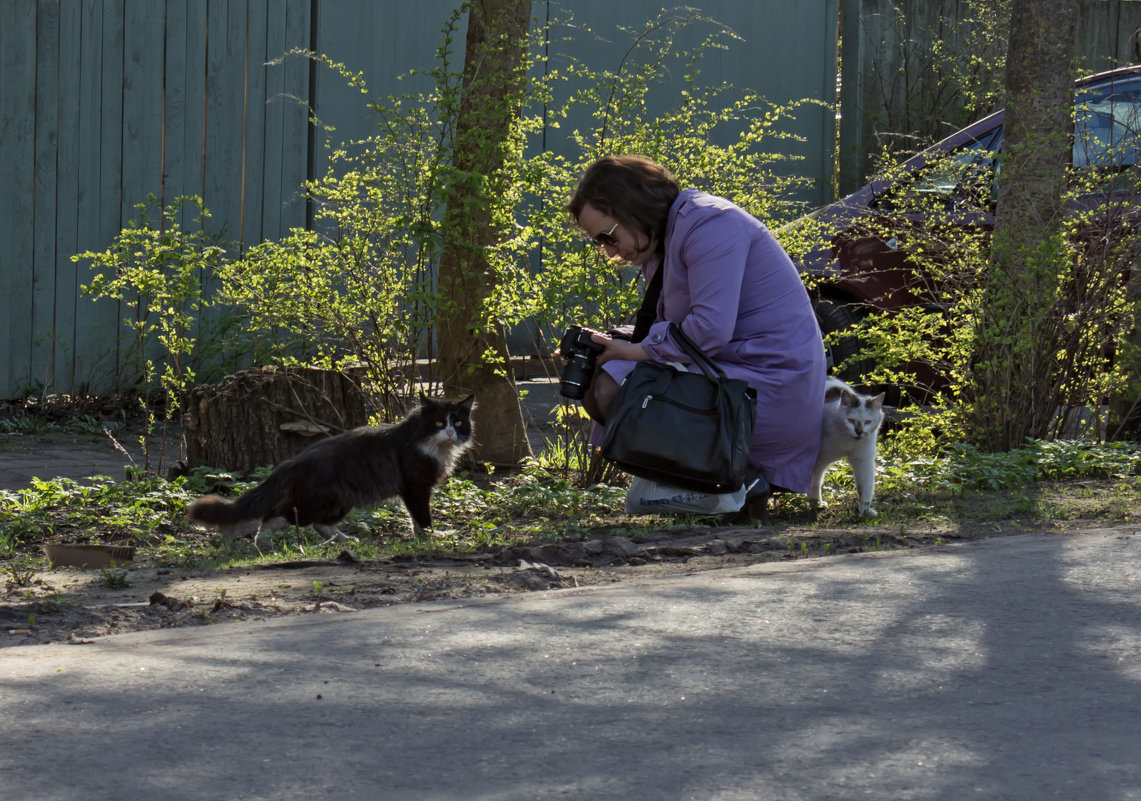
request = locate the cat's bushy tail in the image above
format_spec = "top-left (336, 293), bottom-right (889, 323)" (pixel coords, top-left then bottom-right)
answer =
top-left (187, 473), bottom-right (286, 526)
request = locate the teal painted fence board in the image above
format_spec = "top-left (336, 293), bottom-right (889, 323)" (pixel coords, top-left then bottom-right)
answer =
top-left (204, 0), bottom-right (244, 248)
top-left (0, 1), bottom-right (38, 397)
top-left (31, 0), bottom-right (61, 393)
top-left (54, 4), bottom-right (82, 392)
top-left (164, 0), bottom-right (193, 216)
top-left (261, 0), bottom-right (288, 244)
top-left (75, 0), bottom-right (108, 392)
top-left (95, 0), bottom-right (128, 388)
top-left (118, 0), bottom-right (166, 393)
top-left (244, 0), bottom-right (270, 250)
top-left (278, 0), bottom-right (312, 235)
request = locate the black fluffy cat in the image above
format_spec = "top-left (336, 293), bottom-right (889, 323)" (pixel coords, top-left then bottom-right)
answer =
top-left (188, 394), bottom-right (474, 540)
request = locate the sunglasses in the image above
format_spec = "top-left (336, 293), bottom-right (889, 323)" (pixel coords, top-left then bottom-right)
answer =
top-left (584, 221), bottom-right (620, 248)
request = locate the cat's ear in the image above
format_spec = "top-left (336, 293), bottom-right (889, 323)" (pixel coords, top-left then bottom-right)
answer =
top-left (459, 393), bottom-right (475, 411)
top-left (840, 389), bottom-right (860, 407)
top-left (868, 393), bottom-right (886, 410)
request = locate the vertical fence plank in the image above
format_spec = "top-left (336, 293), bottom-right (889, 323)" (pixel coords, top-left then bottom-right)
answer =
top-left (202, 0), bottom-right (246, 245)
top-left (94, 0), bottom-right (126, 392)
top-left (31, 0), bottom-right (61, 392)
top-left (261, 0), bottom-right (287, 243)
top-left (162, 0), bottom-right (209, 383)
top-left (73, 0), bottom-right (116, 393)
top-left (85, 7), bottom-right (124, 394)
top-left (121, 0), bottom-right (165, 214)
top-left (1078, 0), bottom-right (1141, 73)
top-left (242, 0), bottom-right (269, 251)
top-left (183, 0), bottom-right (208, 203)
top-left (280, 0), bottom-right (312, 231)
top-left (0, 0), bottom-right (38, 396)
top-left (119, 0), bottom-right (167, 390)
top-left (53, 3), bottom-right (83, 392)
top-left (181, 0), bottom-right (213, 353)
top-left (165, 0), bottom-right (190, 209)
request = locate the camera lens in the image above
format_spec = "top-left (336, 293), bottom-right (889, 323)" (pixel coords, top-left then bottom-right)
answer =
top-left (557, 326), bottom-right (599, 400)
top-left (559, 355), bottom-right (594, 399)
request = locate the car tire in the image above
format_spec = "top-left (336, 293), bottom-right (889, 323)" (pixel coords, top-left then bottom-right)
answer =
top-left (812, 298), bottom-right (872, 383)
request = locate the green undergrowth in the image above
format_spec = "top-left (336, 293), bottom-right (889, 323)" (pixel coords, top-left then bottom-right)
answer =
top-left (788, 439), bottom-right (1141, 526)
top-left (1, 441), bottom-right (1138, 574)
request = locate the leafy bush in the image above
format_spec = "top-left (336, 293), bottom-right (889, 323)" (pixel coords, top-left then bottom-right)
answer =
top-left (74, 195), bottom-right (228, 471)
top-left (221, 11), bottom-right (814, 384)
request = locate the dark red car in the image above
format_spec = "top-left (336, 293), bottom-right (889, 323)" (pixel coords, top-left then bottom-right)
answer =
top-left (791, 64), bottom-right (1141, 397)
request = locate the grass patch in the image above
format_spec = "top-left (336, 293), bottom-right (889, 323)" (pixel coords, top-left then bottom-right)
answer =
top-left (1, 441), bottom-right (1138, 573)
top-left (770, 439), bottom-right (1141, 529)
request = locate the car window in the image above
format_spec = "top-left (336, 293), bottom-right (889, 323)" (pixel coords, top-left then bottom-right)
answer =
top-left (914, 129), bottom-right (1000, 203)
top-left (872, 128), bottom-right (1001, 213)
top-left (1074, 77), bottom-right (1141, 168)
top-left (867, 72), bottom-right (1141, 215)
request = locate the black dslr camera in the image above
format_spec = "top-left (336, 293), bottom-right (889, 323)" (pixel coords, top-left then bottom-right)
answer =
top-left (557, 326), bottom-right (606, 400)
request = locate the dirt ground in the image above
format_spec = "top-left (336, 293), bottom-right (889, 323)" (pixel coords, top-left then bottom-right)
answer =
top-left (2, 410), bottom-right (1135, 648)
top-left (1, 511), bottom-right (1118, 649)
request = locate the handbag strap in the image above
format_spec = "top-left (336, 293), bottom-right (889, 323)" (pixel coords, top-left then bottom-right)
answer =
top-left (630, 266), bottom-right (663, 343)
top-left (668, 323), bottom-right (729, 382)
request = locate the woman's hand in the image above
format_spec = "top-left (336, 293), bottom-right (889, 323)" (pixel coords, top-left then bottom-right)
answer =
top-left (590, 332), bottom-right (648, 365)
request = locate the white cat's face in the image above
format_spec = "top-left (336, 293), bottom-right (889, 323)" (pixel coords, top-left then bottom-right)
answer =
top-left (840, 391), bottom-right (885, 440)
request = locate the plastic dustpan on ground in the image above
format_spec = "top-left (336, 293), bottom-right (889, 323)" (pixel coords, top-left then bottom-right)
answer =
top-left (43, 544), bottom-right (135, 569)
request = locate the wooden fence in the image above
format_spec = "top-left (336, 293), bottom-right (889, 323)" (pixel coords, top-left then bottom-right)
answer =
top-left (0, 0), bottom-right (839, 398)
top-left (1, 0), bottom-right (314, 397)
top-left (3, 0), bottom-right (1137, 399)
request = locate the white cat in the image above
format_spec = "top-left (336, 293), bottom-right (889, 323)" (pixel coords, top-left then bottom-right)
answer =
top-left (809, 377), bottom-right (886, 517)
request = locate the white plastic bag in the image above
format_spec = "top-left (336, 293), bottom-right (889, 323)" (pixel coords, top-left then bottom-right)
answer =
top-left (624, 476), bottom-right (747, 516)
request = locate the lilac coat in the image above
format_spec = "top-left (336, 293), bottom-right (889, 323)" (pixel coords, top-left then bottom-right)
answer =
top-left (601, 189), bottom-right (825, 493)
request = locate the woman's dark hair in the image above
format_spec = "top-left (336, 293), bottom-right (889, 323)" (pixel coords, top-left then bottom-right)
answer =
top-left (568, 156), bottom-right (680, 247)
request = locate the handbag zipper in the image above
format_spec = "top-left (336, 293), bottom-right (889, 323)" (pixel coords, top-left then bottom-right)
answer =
top-left (642, 395), bottom-right (652, 409)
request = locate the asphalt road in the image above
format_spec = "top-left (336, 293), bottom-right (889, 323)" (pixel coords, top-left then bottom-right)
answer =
top-left (2, 528), bottom-right (1140, 801)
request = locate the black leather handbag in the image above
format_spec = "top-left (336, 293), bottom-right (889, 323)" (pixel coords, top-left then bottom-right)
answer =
top-left (601, 324), bottom-right (757, 493)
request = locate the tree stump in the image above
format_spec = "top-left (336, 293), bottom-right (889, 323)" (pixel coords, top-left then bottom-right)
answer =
top-left (184, 367), bottom-right (368, 474)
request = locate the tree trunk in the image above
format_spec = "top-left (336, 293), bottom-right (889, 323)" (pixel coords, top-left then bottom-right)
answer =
top-left (967, 0), bottom-right (1079, 451)
top-left (184, 367), bottom-right (367, 474)
top-left (436, 0), bottom-right (533, 466)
